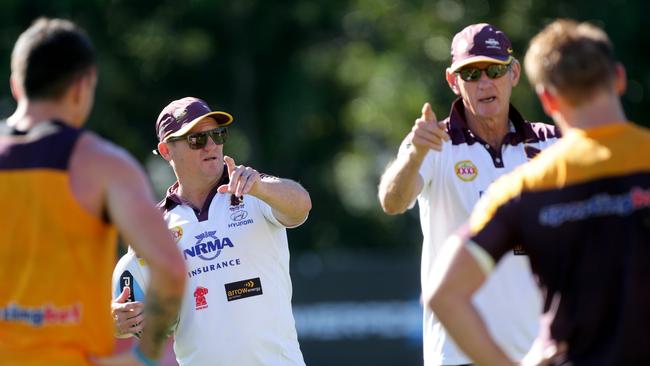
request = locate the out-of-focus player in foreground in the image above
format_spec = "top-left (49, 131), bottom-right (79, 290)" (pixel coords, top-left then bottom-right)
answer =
top-left (0, 18), bottom-right (185, 366)
top-left (427, 19), bottom-right (650, 365)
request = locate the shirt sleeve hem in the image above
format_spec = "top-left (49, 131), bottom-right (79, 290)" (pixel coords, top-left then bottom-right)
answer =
top-left (466, 240), bottom-right (495, 274)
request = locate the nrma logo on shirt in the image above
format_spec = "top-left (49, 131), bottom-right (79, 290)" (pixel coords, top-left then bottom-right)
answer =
top-left (183, 230), bottom-right (234, 261)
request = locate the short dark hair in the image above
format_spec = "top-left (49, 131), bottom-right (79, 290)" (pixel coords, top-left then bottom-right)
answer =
top-left (524, 19), bottom-right (617, 106)
top-left (11, 18), bottom-right (96, 100)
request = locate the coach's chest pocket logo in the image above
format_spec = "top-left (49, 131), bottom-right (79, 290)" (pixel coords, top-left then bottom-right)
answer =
top-left (455, 160), bottom-right (478, 182)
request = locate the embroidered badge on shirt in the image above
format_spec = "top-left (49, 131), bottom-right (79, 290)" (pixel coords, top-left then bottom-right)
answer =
top-left (170, 226), bottom-right (183, 243)
top-left (455, 160), bottom-right (478, 182)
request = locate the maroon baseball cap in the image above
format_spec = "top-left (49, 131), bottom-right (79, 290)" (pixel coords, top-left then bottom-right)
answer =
top-left (155, 97), bottom-right (233, 142)
top-left (449, 23), bottom-right (514, 72)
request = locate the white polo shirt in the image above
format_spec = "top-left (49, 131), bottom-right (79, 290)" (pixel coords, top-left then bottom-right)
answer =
top-left (403, 100), bottom-right (560, 365)
top-left (158, 179), bottom-right (306, 366)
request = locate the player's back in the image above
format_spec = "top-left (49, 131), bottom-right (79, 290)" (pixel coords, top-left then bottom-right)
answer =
top-left (523, 122), bottom-right (650, 364)
top-left (474, 122), bottom-right (650, 364)
top-left (0, 120), bottom-right (117, 365)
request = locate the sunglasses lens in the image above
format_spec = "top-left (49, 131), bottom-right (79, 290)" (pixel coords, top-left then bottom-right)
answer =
top-left (187, 133), bottom-right (208, 149)
top-left (486, 64), bottom-right (508, 78)
top-left (182, 127), bottom-right (228, 149)
top-left (458, 63), bottom-right (510, 81)
top-left (208, 129), bottom-right (228, 145)
top-left (459, 68), bottom-right (481, 81)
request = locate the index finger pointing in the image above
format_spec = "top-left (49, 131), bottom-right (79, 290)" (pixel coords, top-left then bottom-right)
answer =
top-left (421, 102), bottom-right (437, 124)
top-left (224, 155), bottom-right (236, 176)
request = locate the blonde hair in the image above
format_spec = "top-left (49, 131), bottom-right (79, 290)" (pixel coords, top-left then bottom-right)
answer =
top-left (524, 19), bottom-right (616, 106)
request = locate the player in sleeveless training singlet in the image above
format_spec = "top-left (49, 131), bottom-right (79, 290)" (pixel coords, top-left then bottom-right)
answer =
top-left (0, 121), bottom-right (118, 365)
top-left (0, 18), bottom-right (185, 366)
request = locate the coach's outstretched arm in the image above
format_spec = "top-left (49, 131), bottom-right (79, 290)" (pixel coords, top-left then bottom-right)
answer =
top-left (378, 103), bottom-right (449, 214)
top-left (218, 155), bottom-right (312, 227)
top-left (82, 136), bottom-right (186, 366)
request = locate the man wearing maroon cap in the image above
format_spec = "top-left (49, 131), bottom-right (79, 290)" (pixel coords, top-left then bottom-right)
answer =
top-left (379, 23), bottom-right (560, 365)
top-left (111, 97), bottom-right (312, 366)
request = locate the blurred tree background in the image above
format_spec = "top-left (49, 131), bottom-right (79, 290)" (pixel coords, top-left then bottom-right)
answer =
top-left (1, 0), bottom-right (648, 256)
top-left (2, 1), bottom-right (648, 364)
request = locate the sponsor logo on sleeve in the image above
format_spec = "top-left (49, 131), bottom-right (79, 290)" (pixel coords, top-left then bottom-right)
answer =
top-left (224, 277), bottom-right (263, 302)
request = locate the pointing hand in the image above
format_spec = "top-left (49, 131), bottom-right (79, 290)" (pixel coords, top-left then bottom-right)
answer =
top-left (217, 156), bottom-right (261, 197)
top-left (408, 102), bottom-right (450, 154)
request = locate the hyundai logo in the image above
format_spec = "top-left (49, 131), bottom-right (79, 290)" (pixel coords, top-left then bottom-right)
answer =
top-left (230, 210), bottom-right (249, 222)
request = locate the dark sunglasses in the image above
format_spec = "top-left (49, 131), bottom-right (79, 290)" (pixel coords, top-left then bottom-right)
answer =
top-left (153, 127), bottom-right (228, 155)
top-left (456, 63), bottom-right (511, 82)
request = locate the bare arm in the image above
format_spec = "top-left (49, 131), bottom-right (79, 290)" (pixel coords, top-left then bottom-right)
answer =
top-left (218, 155), bottom-right (311, 227)
top-left (252, 176), bottom-right (311, 226)
top-left (104, 146), bottom-right (185, 360)
top-left (378, 148), bottom-right (426, 214)
top-left (426, 234), bottom-right (516, 366)
top-left (80, 135), bottom-right (185, 364)
top-left (378, 102), bottom-right (449, 214)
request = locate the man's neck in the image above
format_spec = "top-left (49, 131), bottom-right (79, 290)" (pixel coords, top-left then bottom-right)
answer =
top-left (554, 92), bottom-right (627, 133)
top-left (465, 113), bottom-right (510, 151)
top-left (176, 171), bottom-right (224, 210)
top-left (7, 100), bottom-right (76, 130)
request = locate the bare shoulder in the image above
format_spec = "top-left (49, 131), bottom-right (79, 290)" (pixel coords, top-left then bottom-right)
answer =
top-left (69, 131), bottom-right (151, 219)
top-left (74, 131), bottom-right (143, 173)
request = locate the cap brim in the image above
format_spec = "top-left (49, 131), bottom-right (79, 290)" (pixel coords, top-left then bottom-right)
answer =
top-left (165, 111), bottom-right (234, 141)
top-left (449, 55), bottom-right (513, 73)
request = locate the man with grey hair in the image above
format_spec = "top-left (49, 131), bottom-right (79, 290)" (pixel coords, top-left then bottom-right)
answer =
top-left (379, 23), bottom-right (559, 365)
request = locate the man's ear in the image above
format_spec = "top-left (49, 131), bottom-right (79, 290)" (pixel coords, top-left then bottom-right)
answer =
top-left (509, 60), bottom-right (521, 87)
top-left (68, 69), bottom-right (96, 105)
top-left (157, 142), bottom-right (172, 161)
top-left (536, 84), bottom-right (558, 117)
top-left (446, 68), bottom-right (460, 96)
top-left (614, 63), bottom-right (626, 96)
top-left (9, 75), bottom-right (22, 101)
